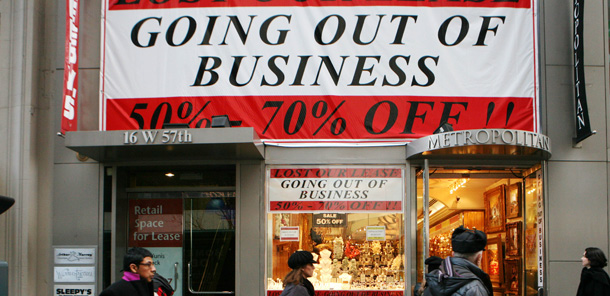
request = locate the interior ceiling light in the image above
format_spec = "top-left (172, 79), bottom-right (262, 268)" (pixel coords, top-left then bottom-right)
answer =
top-left (165, 172), bottom-right (175, 177)
top-left (449, 178), bottom-right (469, 194)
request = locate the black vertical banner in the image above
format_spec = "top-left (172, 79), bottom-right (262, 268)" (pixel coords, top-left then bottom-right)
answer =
top-left (573, 0), bottom-right (594, 143)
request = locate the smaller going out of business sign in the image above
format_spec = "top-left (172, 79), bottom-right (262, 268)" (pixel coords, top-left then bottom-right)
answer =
top-left (366, 226), bottom-right (386, 241)
top-left (267, 165), bottom-right (404, 213)
top-left (280, 226), bottom-right (300, 241)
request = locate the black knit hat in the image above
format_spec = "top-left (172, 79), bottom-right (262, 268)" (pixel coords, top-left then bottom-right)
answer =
top-left (288, 250), bottom-right (317, 269)
top-left (424, 256), bottom-right (443, 271)
top-left (451, 226), bottom-right (487, 253)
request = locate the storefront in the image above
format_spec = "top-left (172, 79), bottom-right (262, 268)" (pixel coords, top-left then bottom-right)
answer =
top-left (66, 126), bottom-right (550, 296)
top-left (54, 0), bottom-right (552, 295)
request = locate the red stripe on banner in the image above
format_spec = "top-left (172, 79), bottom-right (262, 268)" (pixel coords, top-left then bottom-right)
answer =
top-left (270, 168), bottom-right (402, 178)
top-left (61, 0), bottom-right (80, 133)
top-left (270, 201), bottom-right (402, 211)
top-left (105, 96), bottom-right (534, 142)
top-left (108, 0), bottom-right (530, 10)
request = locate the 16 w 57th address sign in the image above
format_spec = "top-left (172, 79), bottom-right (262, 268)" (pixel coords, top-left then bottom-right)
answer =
top-left (101, 0), bottom-right (539, 145)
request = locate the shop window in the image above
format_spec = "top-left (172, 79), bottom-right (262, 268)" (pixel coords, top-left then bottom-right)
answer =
top-left (415, 167), bottom-right (542, 296)
top-left (267, 213), bottom-right (405, 293)
top-left (266, 165), bottom-right (406, 296)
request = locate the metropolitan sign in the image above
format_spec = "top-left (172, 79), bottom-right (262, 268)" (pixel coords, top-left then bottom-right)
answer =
top-left (101, 0), bottom-right (539, 145)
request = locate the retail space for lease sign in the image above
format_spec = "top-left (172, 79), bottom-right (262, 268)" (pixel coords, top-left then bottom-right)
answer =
top-left (267, 165), bottom-right (404, 212)
top-left (101, 0), bottom-right (539, 145)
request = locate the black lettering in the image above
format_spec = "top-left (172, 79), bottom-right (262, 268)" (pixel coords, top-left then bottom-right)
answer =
top-left (131, 17), bottom-right (162, 48)
top-left (353, 15), bottom-right (385, 45)
top-left (438, 15), bottom-right (469, 46)
top-left (261, 55), bottom-right (289, 86)
top-left (313, 56), bottom-right (348, 86)
top-left (290, 56), bottom-right (311, 86)
top-left (350, 56), bottom-right (380, 86)
top-left (439, 102), bottom-right (468, 126)
top-left (260, 15), bottom-right (291, 45)
top-left (191, 56), bottom-right (221, 86)
top-left (390, 15), bottom-right (418, 45)
top-left (382, 55), bottom-right (410, 86)
top-left (221, 15), bottom-right (256, 45)
top-left (411, 56), bottom-right (439, 87)
top-left (475, 16), bottom-right (506, 46)
top-left (229, 56), bottom-right (261, 86)
top-left (166, 16), bottom-right (196, 46)
top-left (402, 101), bottom-right (434, 134)
top-left (314, 15), bottom-right (346, 45)
top-left (199, 16), bottom-right (219, 45)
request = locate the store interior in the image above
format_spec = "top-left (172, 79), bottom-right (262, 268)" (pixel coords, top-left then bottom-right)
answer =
top-left (267, 212), bottom-right (405, 291)
top-left (417, 168), bottom-right (540, 296)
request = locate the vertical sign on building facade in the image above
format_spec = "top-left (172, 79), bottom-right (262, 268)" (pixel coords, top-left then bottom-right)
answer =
top-left (101, 0), bottom-right (539, 145)
top-left (572, 0), bottom-right (593, 143)
top-left (61, 0), bottom-right (80, 134)
top-left (52, 246), bottom-right (96, 295)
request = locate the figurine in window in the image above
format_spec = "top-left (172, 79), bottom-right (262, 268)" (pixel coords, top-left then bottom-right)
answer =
top-left (333, 237), bottom-right (344, 260)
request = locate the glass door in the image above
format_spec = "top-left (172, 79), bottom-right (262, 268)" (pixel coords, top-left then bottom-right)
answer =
top-left (184, 192), bottom-right (235, 295)
top-left (128, 191), bottom-right (236, 296)
top-left (415, 164), bottom-right (544, 296)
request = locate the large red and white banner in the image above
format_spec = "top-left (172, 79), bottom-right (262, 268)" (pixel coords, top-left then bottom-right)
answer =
top-left (61, 0), bottom-right (80, 133)
top-left (101, 0), bottom-right (538, 145)
top-left (267, 166), bottom-right (404, 212)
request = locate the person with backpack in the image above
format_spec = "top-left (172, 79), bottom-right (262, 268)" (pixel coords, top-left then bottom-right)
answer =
top-left (424, 226), bottom-right (492, 296)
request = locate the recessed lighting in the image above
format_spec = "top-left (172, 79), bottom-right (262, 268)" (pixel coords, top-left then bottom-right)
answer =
top-left (165, 172), bottom-right (175, 177)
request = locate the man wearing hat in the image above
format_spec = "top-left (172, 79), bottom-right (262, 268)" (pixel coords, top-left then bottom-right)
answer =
top-left (424, 226), bottom-right (493, 296)
top-left (279, 250), bottom-right (317, 296)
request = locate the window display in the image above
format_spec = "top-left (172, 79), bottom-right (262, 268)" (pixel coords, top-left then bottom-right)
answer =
top-left (416, 168), bottom-right (542, 296)
top-left (266, 165), bottom-right (405, 295)
top-left (267, 213), bottom-right (405, 292)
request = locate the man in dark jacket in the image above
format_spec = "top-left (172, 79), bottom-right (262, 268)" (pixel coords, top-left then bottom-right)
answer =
top-left (424, 226), bottom-right (492, 296)
top-left (100, 247), bottom-right (157, 296)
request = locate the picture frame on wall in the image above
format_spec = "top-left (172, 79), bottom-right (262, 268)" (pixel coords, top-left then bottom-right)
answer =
top-left (506, 182), bottom-right (522, 219)
top-left (483, 235), bottom-right (504, 287)
top-left (484, 185), bottom-right (506, 233)
top-left (506, 221), bottom-right (522, 257)
top-left (505, 258), bottom-right (522, 294)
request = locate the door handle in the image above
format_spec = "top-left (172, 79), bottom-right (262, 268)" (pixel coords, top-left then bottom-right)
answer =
top-left (174, 262), bottom-right (179, 291)
top-left (538, 287), bottom-right (544, 296)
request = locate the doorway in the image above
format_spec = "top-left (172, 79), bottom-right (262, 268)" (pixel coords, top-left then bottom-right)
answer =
top-left (107, 166), bottom-right (237, 296)
top-left (415, 165), bottom-right (543, 296)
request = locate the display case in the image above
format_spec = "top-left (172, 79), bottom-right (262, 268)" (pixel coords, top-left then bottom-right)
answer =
top-left (266, 165), bottom-right (406, 295)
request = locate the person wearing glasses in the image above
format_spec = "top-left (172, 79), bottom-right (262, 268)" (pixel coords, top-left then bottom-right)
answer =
top-left (576, 247), bottom-right (610, 296)
top-left (100, 247), bottom-right (157, 296)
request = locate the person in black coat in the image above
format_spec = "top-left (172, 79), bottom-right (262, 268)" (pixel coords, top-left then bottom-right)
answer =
top-left (100, 247), bottom-right (157, 296)
top-left (577, 247), bottom-right (610, 296)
